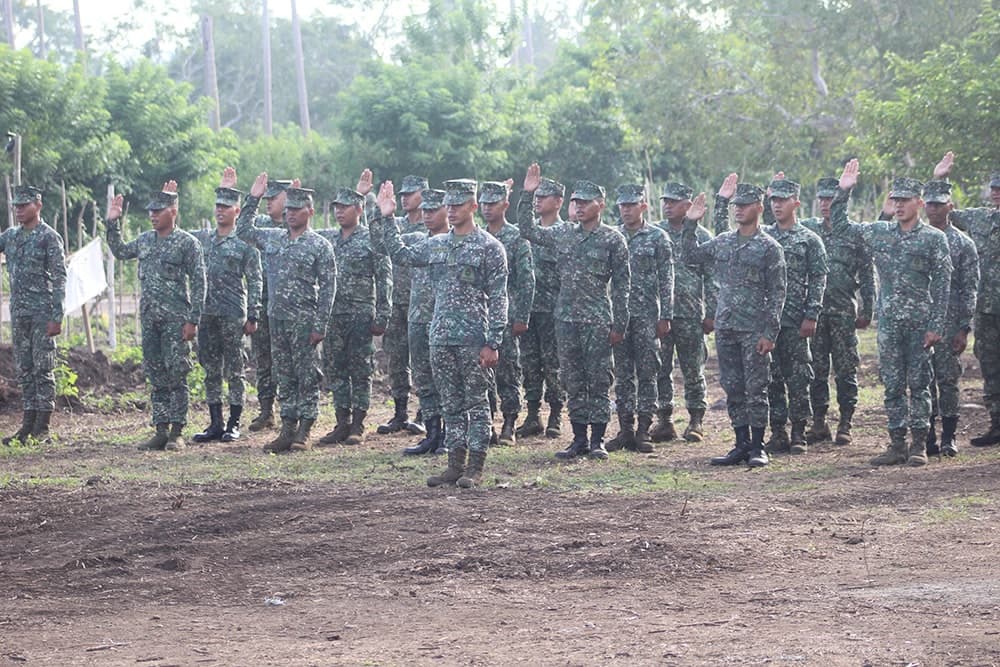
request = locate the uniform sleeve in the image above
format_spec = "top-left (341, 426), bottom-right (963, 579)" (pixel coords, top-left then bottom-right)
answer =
top-left (683, 218), bottom-right (716, 266)
top-left (186, 236), bottom-right (207, 325)
top-left (47, 230), bottom-right (67, 322)
top-left (374, 249), bottom-right (393, 330)
top-left (245, 246), bottom-right (263, 321)
top-left (762, 244), bottom-right (786, 342)
top-left (485, 243), bottom-right (509, 348)
top-left (857, 237), bottom-right (876, 321)
top-left (105, 217), bottom-right (139, 260)
top-left (657, 234), bottom-right (674, 321)
top-left (236, 195), bottom-right (264, 249)
top-left (512, 236), bottom-right (535, 325)
top-left (314, 242), bottom-right (337, 334)
top-left (831, 187), bottom-right (854, 236)
top-left (610, 232), bottom-right (631, 334)
top-left (713, 195), bottom-right (730, 237)
top-left (803, 235), bottom-right (828, 321)
top-left (956, 239), bottom-right (979, 332)
top-left (374, 214), bottom-right (430, 266)
top-left (927, 236), bottom-right (953, 337)
top-left (516, 190), bottom-right (556, 247)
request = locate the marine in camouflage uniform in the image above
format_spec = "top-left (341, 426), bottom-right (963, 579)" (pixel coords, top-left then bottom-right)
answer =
top-left (607, 184), bottom-right (673, 453)
top-left (106, 188), bottom-right (207, 451)
top-left (375, 179), bottom-right (508, 488)
top-left (191, 186), bottom-right (263, 444)
top-left (316, 187), bottom-right (392, 447)
top-left (516, 178), bottom-right (568, 440)
top-left (800, 177), bottom-right (876, 446)
top-left (683, 180), bottom-right (786, 468)
top-left (0, 185), bottom-right (66, 445)
top-left (517, 166), bottom-right (631, 461)
top-left (834, 162), bottom-right (952, 467)
top-left (237, 181), bottom-right (337, 453)
top-left (652, 182), bottom-right (717, 444)
top-left (480, 181), bottom-right (535, 447)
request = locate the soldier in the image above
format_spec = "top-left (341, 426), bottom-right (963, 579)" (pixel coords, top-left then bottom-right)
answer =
top-left (651, 183), bottom-right (717, 444)
top-left (479, 180), bottom-right (535, 446)
top-left (191, 183), bottom-right (262, 444)
top-left (517, 164), bottom-right (631, 461)
top-left (237, 174), bottom-right (337, 453)
top-left (378, 174), bottom-right (429, 436)
top-left (800, 177), bottom-right (876, 446)
top-left (683, 175), bottom-right (787, 468)
top-left (0, 185), bottom-right (66, 445)
top-left (516, 178), bottom-right (568, 440)
top-left (106, 183), bottom-right (206, 451)
top-left (316, 187), bottom-right (392, 447)
top-left (834, 159), bottom-right (952, 466)
top-left (606, 184), bottom-right (673, 453)
top-left (373, 178), bottom-right (508, 488)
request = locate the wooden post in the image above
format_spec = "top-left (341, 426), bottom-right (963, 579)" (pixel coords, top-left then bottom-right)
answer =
top-left (105, 185), bottom-right (117, 349)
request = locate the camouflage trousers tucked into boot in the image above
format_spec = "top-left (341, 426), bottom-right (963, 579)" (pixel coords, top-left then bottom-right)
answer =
top-left (264, 418), bottom-right (297, 453)
top-left (765, 422), bottom-right (790, 454)
top-left (871, 428), bottom-right (908, 466)
top-left (634, 414), bottom-right (654, 453)
top-left (428, 447), bottom-right (467, 487)
top-left (834, 406), bottom-right (854, 445)
top-left (907, 428), bottom-right (929, 467)
top-left (806, 407), bottom-right (831, 444)
top-left (605, 413), bottom-right (635, 452)
top-left (3, 410), bottom-right (37, 445)
top-left (683, 409), bottom-right (705, 442)
top-left (139, 423), bottom-right (169, 451)
top-left (248, 397), bottom-right (275, 432)
top-left (458, 449), bottom-right (487, 488)
top-left (649, 407), bottom-right (677, 443)
top-left (516, 401), bottom-right (543, 438)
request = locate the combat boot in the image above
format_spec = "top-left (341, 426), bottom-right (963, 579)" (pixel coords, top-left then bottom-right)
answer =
top-left (221, 405), bottom-right (242, 442)
top-left (138, 423), bottom-right (168, 451)
top-left (789, 420), bottom-right (809, 455)
top-left (404, 415), bottom-right (441, 455)
top-left (498, 413), bottom-right (517, 447)
top-left (871, 428), bottom-right (908, 466)
top-left (925, 416), bottom-right (939, 456)
top-left (765, 422), bottom-right (790, 454)
top-left (634, 414), bottom-right (655, 453)
top-left (193, 403), bottom-right (225, 443)
top-left (30, 410), bottom-right (53, 441)
top-left (970, 412), bottom-right (1000, 447)
top-left (378, 398), bottom-right (410, 434)
top-left (428, 446), bottom-right (466, 487)
top-left (806, 408), bottom-right (831, 444)
top-left (907, 428), bottom-right (929, 467)
top-left (248, 397), bottom-right (274, 432)
top-left (711, 425), bottom-right (751, 466)
top-left (263, 417), bottom-right (297, 453)
top-left (432, 420), bottom-right (448, 455)
top-left (3, 409), bottom-right (37, 445)
top-left (319, 407), bottom-right (352, 445)
top-left (835, 407), bottom-right (854, 445)
top-left (605, 413), bottom-right (635, 452)
top-left (747, 426), bottom-right (769, 468)
top-left (555, 421), bottom-right (590, 460)
top-left (545, 402), bottom-right (563, 438)
top-left (649, 407), bottom-right (677, 442)
top-left (588, 422), bottom-right (609, 460)
top-left (516, 401), bottom-right (543, 438)
top-left (165, 423), bottom-right (186, 451)
top-left (457, 449), bottom-right (487, 488)
top-left (940, 416), bottom-right (959, 457)
top-left (684, 409), bottom-right (705, 442)
top-left (290, 417), bottom-right (315, 452)
top-left (344, 409), bottom-right (367, 446)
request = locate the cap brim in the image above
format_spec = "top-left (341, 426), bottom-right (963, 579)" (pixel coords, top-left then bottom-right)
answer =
top-left (443, 194), bottom-right (473, 205)
top-left (478, 195), bottom-right (504, 204)
top-left (924, 196), bottom-right (951, 204)
top-left (399, 186), bottom-right (423, 194)
top-left (816, 190), bottom-right (837, 198)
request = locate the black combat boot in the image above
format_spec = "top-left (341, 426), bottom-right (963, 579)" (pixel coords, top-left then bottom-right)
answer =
top-left (30, 410), bottom-right (53, 441)
top-left (588, 422), bottom-right (609, 460)
top-left (711, 426), bottom-right (751, 465)
top-left (404, 415), bottom-right (441, 455)
top-left (193, 404), bottom-right (225, 443)
top-left (940, 416), bottom-right (959, 457)
top-left (221, 404), bottom-right (243, 442)
top-left (970, 412), bottom-right (1000, 447)
top-left (378, 398), bottom-right (410, 434)
top-left (925, 416), bottom-right (939, 456)
top-left (555, 421), bottom-right (590, 460)
top-left (498, 413), bottom-right (517, 446)
top-left (516, 401), bottom-right (543, 438)
top-left (320, 408), bottom-right (352, 445)
top-left (432, 420), bottom-right (448, 455)
top-left (3, 409), bottom-right (37, 446)
top-left (835, 406), bottom-right (854, 445)
top-left (605, 413), bottom-right (635, 452)
top-left (345, 409), bottom-right (367, 446)
top-left (545, 402), bottom-right (563, 438)
top-left (789, 420), bottom-right (808, 455)
top-left (747, 426), bottom-right (769, 467)
top-left (634, 414), bottom-right (654, 453)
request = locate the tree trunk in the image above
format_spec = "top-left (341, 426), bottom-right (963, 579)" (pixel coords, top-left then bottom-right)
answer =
top-left (291, 0), bottom-right (310, 136)
top-left (201, 15), bottom-right (221, 131)
top-left (3, 0), bottom-right (14, 48)
top-left (72, 0), bottom-right (85, 55)
top-left (262, 0), bottom-right (273, 135)
top-left (36, 0), bottom-right (45, 58)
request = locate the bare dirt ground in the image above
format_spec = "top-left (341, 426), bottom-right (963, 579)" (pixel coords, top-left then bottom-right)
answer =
top-left (1, 344), bottom-right (999, 666)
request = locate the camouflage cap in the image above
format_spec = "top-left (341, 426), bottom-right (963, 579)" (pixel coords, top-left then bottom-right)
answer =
top-left (146, 190), bottom-right (179, 211)
top-left (11, 185), bottom-right (42, 205)
top-left (615, 184), bottom-right (646, 205)
top-left (443, 179), bottom-right (478, 205)
top-left (214, 187), bottom-right (242, 207)
top-left (768, 178), bottom-right (801, 200)
top-left (400, 175), bottom-right (430, 194)
top-left (330, 187), bottom-right (365, 206)
top-left (478, 181), bottom-right (510, 204)
top-left (731, 183), bottom-right (765, 205)
top-left (922, 180), bottom-right (952, 204)
top-left (569, 180), bottom-right (606, 202)
top-left (264, 179), bottom-right (292, 198)
top-left (420, 188), bottom-right (446, 210)
top-left (284, 187), bottom-right (315, 209)
top-left (535, 177), bottom-right (565, 198)
top-left (815, 178), bottom-right (839, 198)
top-left (990, 173), bottom-right (1000, 188)
top-left (659, 182), bottom-right (694, 201)
top-left (889, 177), bottom-right (923, 199)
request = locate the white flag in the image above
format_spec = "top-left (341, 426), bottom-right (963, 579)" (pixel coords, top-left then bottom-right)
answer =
top-left (63, 238), bottom-right (108, 315)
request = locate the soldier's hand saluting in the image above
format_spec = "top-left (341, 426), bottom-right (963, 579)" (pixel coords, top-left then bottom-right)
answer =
top-left (523, 163), bottom-right (541, 191)
top-left (220, 166), bottom-right (238, 189)
top-left (250, 172), bottom-right (268, 198)
top-left (107, 194), bottom-right (125, 222)
top-left (685, 192), bottom-right (707, 222)
top-left (718, 173), bottom-right (738, 200)
top-left (377, 180), bottom-right (397, 217)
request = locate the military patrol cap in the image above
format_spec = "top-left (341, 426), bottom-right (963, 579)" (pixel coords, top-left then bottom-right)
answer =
top-left (535, 178), bottom-right (565, 198)
top-left (659, 182), bottom-right (694, 201)
top-left (400, 175), bottom-right (429, 194)
top-left (569, 180), bottom-right (606, 202)
top-left (731, 183), bottom-right (765, 205)
top-left (889, 177), bottom-right (923, 199)
top-left (990, 173), bottom-right (1000, 188)
top-left (264, 179), bottom-right (292, 198)
top-left (11, 185), bottom-right (42, 205)
top-left (815, 178), bottom-right (839, 198)
top-left (330, 187), bottom-right (365, 206)
top-left (214, 187), bottom-right (242, 207)
top-left (768, 178), bottom-right (801, 199)
top-left (284, 187), bottom-right (315, 209)
top-left (922, 180), bottom-right (952, 204)
top-left (443, 179), bottom-right (478, 205)
top-left (615, 184), bottom-right (646, 205)
top-left (478, 181), bottom-right (510, 204)
top-left (145, 190), bottom-right (179, 211)
top-left (420, 188), bottom-right (446, 210)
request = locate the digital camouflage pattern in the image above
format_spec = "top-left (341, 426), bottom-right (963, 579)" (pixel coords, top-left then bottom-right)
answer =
top-left (521, 212), bottom-right (568, 406)
top-left (658, 318), bottom-right (709, 412)
top-left (196, 316), bottom-right (250, 406)
top-left (384, 213), bottom-right (427, 401)
top-left (398, 229), bottom-right (440, 419)
top-left (248, 212), bottom-right (283, 402)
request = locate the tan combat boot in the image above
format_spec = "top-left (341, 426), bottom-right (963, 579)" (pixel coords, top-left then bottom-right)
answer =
top-left (835, 407), bottom-right (854, 445)
top-left (649, 407), bottom-right (677, 442)
top-left (428, 447), bottom-right (466, 487)
top-left (3, 409), bottom-right (37, 445)
top-left (138, 423), bottom-right (169, 451)
top-left (290, 418), bottom-right (315, 452)
top-left (248, 397), bottom-right (275, 432)
top-left (806, 408), bottom-right (832, 443)
top-left (907, 428), bottom-right (929, 467)
top-left (871, 428), bottom-right (908, 466)
top-left (683, 409), bottom-right (705, 442)
top-left (634, 414), bottom-right (655, 453)
top-left (344, 410), bottom-right (367, 446)
top-left (457, 449), bottom-right (487, 488)
top-left (320, 408), bottom-right (352, 445)
top-left (165, 423), bottom-right (186, 451)
top-left (263, 417), bottom-right (297, 453)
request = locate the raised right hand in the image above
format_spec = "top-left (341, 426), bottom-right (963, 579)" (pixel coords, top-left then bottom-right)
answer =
top-left (377, 181), bottom-right (397, 217)
top-left (718, 173), bottom-right (738, 199)
top-left (685, 192), bottom-right (707, 222)
top-left (107, 194), bottom-right (124, 221)
top-left (838, 158), bottom-right (859, 191)
top-left (220, 166), bottom-right (238, 189)
top-left (523, 163), bottom-right (541, 192)
top-left (933, 151), bottom-right (954, 180)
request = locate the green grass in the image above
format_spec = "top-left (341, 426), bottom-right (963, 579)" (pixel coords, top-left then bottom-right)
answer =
top-left (923, 494), bottom-right (993, 524)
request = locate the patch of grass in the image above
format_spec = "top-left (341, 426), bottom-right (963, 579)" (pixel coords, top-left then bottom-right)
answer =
top-left (923, 494), bottom-right (993, 524)
top-left (0, 436), bottom-right (43, 458)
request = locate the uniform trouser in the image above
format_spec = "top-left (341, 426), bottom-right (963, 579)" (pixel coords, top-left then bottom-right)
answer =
top-left (521, 311), bottom-right (565, 405)
top-left (495, 324), bottom-right (522, 416)
top-left (324, 312), bottom-right (376, 411)
top-left (930, 328), bottom-right (964, 419)
top-left (431, 344), bottom-right (491, 453)
top-left (556, 320), bottom-right (614, 424)
top-left (810, 313), bottom-right (860, 414)
top-left (384, 300), bottom-right (411, 401)
top-left (974, 312), bottom-right (1000, 415)
top-left (197, 315), bottom-right (248, 406)
top-left (878, 317), bottom-right (933, 430)
top-left (657, 317), bottom-right (708, 412)
top-left (716, 329), bottom-right (771, 428)
top-left (768, 325), bottom-right (814, 425)
top-left (12, 316), bottom-right (56, 412)
top-left (271, 318), bottom-right (323, 420)
top-left (408, 321), bottom-right (440, 419)
top-left (142, 314), bottom-right (193, 425)
top-left (251, 310), bottom-right (276, 401)
top-left (612, 317), bottom-right (660, 416)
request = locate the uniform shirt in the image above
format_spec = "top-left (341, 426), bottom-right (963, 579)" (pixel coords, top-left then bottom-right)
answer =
top-left (530, 217), bottom-right (568, 314)
top-left (940, 224), bottom-right (979, 334)
top-left (950, 206), bottom-right (1000, 315)
top-left (486, 220), bottom-right (535, 325)
top-left (801, 216), bottom-right (876, 320)
top-left (252, 213), bottom-right (284, 311)
top-left (398, 230), bottom-right (435, 325)
top-left (389, 214), bottom-right (425, 306)
top-left (0, 220), bottom-right (66, 321)
top-left (622, 222), bottom-right (674, 322)
top-left (657, 220), bottom-right (718, 321)
top-left (317, 225), bottom-right (392, 328)
top-left (191, 228), bottom-right (262, 320)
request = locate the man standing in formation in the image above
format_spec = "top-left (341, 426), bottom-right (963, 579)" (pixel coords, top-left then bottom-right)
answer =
top-left (106, 183), bottom-right (206, 451)
top-left (1, 185), bottom-right (66, 445)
